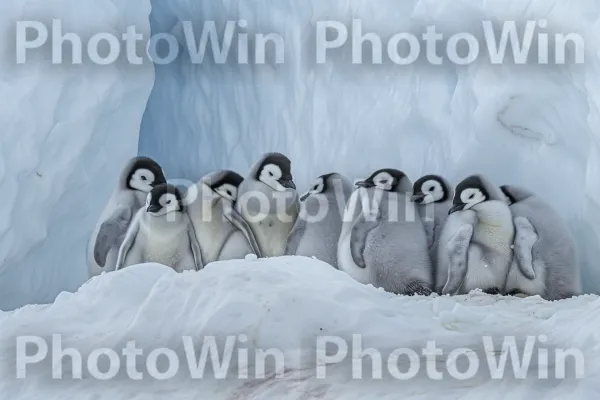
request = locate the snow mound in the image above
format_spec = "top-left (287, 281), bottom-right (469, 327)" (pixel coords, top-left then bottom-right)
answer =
top-left (0, 0), bottom-right (154, 310)
top-left (139, 0), bottom-right (600, 293)
top-left (1, 256), bottom-right (599, 399)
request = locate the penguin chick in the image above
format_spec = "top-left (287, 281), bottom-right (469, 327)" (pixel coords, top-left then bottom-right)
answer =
top-left (187, 170), bottom-right (261, 264)
top-left (115, 183), bottom-right (203, 272)
top-left (338, 169), bottom-right (433, 296)
top-left (285, 173), bottom-right (353, 268)
top-left (235, 152), bottom-right (299, 257)
top-left (501, 185), bottom-right (581, 300)
top-left (411, 174), bottom-right (453, 266)
top-left (439, 175), bottom-right (514, 295)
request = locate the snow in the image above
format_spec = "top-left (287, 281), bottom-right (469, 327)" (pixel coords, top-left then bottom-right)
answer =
top-left (139, 0), bottom-right (600, 294)
top-left (0, 0), bottom-right (154, 310)
top-left (1, 256), bottom-right (599, 398)
top-left (0, 0), bottom-right (598, 395)
top-left (1, 0), bottom-right (600, 375)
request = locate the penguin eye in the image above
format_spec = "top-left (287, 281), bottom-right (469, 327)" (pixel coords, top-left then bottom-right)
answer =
top-left (141, 176), bottom-right (147, 181)
top-left (166, 200), bottom-right (172, 205)
top-left (468, 194), bottom-right (475, 200)
top-left (226, 190), bottom-right (232, 196)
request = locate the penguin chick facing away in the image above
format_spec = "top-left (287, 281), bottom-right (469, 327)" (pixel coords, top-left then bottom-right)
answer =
top-left (337, 169), bottom-right (433, 296)
top-left (285, 173), bottom-right (353, 268)
top-left (236, 152), bottom-right (299, 257)
top-left (438, 175), bottom-right (514, 295)
top-left (115, 183), bottom-right (203, 272)
top-left (411, 174), bottom-right (453, 267)
top-left (501, 185), bottom-right (581, 300)
top-left (187, 170), bottom-right (261, 264)
top-left (89, 156), bottom-right (166, 277)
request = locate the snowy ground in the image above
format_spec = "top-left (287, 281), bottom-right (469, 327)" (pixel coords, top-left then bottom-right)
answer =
top-left (1, 257), bottom-right (599, 399)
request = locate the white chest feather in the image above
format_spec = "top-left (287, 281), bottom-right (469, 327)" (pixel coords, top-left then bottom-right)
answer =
top-left (131, 216), bottom-right (189, 265)
top-left (473, 202), bottom-right (515, 255)
top-left (251, 213), bottom-right (296, 257)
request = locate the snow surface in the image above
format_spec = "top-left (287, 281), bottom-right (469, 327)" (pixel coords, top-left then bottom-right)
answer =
top-left (139, 0), bottom-right (600, 293)
top-left (0, 0), bottom-right (154, 310)
top-left (1, 257), bottom-right (599, 399)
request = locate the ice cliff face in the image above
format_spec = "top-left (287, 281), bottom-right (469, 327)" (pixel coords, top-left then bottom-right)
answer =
top-left (0, 0), bottom-right (154, 310)
top-left (139, 0), bottom-right (600, 293)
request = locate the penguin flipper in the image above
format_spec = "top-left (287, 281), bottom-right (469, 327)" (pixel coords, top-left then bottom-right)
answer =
top-left (422, 220), bottom-right (435, 249)
top-left (442, 224), bottom-right (473, 295)
top-left (94, 206), bottom-right (133, 267)
top-left (513, 216), bottom-right (538, 280)
top-left (115, 212), bottom-right (140, 271)
top-left (350, 211), bottom-right (381, 268)
top-left (285, 218), bottom-right (306, 255)
top-left (224, 207), bottom-right (262, 258)
top-left (187, 218), bottom-right (204, 271)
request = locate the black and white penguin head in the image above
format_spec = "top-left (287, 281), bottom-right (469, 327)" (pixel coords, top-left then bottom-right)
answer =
top-left (449, 175), bottom-right (492, 214)
top-left (254, 153), bottom-right (296, 192)
top-left (145, 184), bottom-right (184, 217)
top-left (356, 169), bottom-right (408, 192)
top-left (411, 175), bottom-right (450, 204)
top-left (500, 185), bottom-right (535, 205)
top-left (300, 173), bottom-right (339, 201)
top-left (124, 156), bottom-right (167, 193)
top-left (203, 170), bottom-right (244, 202)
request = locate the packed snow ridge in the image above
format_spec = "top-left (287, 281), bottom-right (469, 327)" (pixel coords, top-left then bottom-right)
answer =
top-left (1, 257), bottom-right (599, 399)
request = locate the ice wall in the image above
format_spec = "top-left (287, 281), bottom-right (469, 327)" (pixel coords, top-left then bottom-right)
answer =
top-left (140, 0), bottom-right (600, 293)
top-left (0, 0), bottom-right (154, 310)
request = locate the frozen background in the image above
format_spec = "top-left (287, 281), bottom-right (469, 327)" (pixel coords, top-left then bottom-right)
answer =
top-left (1, 0), bottom-right (600, 309)
top-left (1, 0), bottom-right (600, 397)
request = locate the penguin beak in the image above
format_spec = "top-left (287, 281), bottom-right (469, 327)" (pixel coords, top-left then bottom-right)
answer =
top-left (411, 193), bottom-right (426, 203)
top-left (147, 204), bottom-right (162, 213)
top-left (355, 180), bottom-right (374, 188)
top-left (448, 204), bottom-right (465, 215)
top-left (280, 179), bottom-right (296, 189)
top-left (300, 192), bottom-right (310, 202)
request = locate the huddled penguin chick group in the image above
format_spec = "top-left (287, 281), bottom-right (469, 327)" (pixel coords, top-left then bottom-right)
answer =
top-left (88, 153), bottom-right (582, 301)
top-left (89, 152), bottom-right (296, 275)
